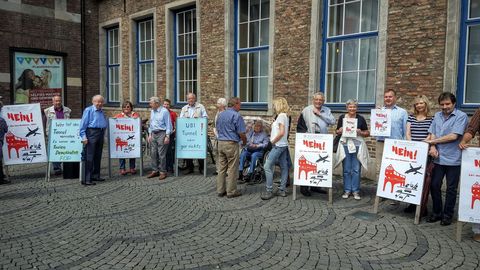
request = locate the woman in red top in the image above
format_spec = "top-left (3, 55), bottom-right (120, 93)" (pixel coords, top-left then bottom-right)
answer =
top-left (115, 101), bottom-right (139, 175)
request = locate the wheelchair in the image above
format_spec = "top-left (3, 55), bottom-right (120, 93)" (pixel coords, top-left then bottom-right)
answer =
top-left (240, 148), bottom-right (270, 185)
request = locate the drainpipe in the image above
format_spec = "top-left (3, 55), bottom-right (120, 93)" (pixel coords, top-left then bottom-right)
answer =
top-left (80, 0), bottom-right (86, 110)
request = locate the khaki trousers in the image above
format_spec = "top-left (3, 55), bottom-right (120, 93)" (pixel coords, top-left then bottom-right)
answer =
top-left (216, 141), bottom-right (240, 195)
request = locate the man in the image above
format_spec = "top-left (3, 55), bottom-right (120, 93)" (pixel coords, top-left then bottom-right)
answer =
top-left (459, 107), bottom-right (480, 241)
top-left (163, 99), bottom-right (177, 173)
top-left (0, 101), bottom-right (9, 184)
top-left (216, 97), bottom-right (246, 198)
top-left (45, 95), bottom-right (72, 175)
top-left (79, 95), bottom-right (107, 186)
top-left (297, 92), bottom-right (336, 196)
top-left (425, 92), bottom-right (468, 226)
top-left (238, 120), bottom-right (269, 183)
top-left (375, 89), bottom-right (408, 164)
top-left (147, 97), bottom-right (172, 180)
top-left (179, 92), bottom-right (208, 174)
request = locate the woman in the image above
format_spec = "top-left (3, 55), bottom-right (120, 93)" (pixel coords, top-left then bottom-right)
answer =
top-left (261, 97), bottom-right (290, 200)
top-left (405, 95), bottom-right (434, 213)
top-left (334, 99), bottom-right (370, 200)
top-left (115, 101), bottom-right (140, 175)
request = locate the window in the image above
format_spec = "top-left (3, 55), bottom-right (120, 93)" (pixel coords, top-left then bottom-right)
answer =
top-left (174, 7), bottom-right (197, 103)
top-left (235, 0), bottom-right (270, 104)
top-left (136, 18), bottom-right (155, 103)
top-left (321, 0), bottom-right (379, 104)
top-left (458, 0), bottom-right (480, 106)
top-left (106, 27), bottom-right (120, 103)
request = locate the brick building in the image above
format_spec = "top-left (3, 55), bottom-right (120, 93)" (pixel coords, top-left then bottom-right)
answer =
top-left (1, 0), bottom-right (479, 178)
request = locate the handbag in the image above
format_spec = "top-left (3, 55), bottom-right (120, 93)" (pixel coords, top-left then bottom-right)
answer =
top-left (333, 135), bottom-right (341, 153)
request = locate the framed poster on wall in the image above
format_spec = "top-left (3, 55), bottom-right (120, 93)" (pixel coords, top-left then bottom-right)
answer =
top-left (10, 48), bottom-right (66, 108)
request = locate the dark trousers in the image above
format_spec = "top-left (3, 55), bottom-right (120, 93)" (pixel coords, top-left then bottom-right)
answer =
top-left (166, 133), bottom-right (175, 172)
top-left (186, 159), bottom-right (204, 171)
top-left (82, 128), bottom-right (105, 183)
top-left (0, 158), bottom-right (4, 181)
top-left (430, 164), bottom-right (461, 219)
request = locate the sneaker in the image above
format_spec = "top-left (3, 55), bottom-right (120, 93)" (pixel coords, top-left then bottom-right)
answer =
top-left (129, 168), bottom-right (137, 175)
top-left (120, 169), bottom-right (127, 176)
top-left (342, 192), bottom-right (351, 199)
top-left (353, 192), bottom-right (361, 200)
top-left (474, 234), bottom-right (480, 242)
top-left (261, 191), bottom-right (274, 200)
top-left (278, 190), bottom-right (287, 197)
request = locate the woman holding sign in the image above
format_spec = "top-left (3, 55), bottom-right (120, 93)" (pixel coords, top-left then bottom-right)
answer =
top-left (115, 101), bottom-right (139, 175)
top-left (334, 99), bottom-right (370, 200)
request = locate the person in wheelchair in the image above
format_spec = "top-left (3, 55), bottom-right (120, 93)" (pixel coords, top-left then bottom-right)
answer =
top-left (238, 120), bottom-right (269, 183)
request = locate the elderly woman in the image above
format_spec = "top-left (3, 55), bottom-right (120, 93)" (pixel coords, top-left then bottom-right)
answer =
top-left (334, 99), bottom-right (370, 200)
top-left (115, 101), bottom-right (140, 175)
top-left (238, 120), bottom-right (269, 182)
top-left (261, 97), bottom-right (290, 200)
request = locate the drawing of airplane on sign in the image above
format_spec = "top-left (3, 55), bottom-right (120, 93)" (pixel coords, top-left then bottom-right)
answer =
top-left (25, 127), bottom-right (40, 137)
top-left (404, 163), bottom-right (423, 175)
top-left (127, 135), bottom-right (135, 140)
top-left (316, 154), bottom-right (329, 163)
top-left (115, 137), bottom-right (128, 151)
top-left (383, 164), bottom-right (406, 193)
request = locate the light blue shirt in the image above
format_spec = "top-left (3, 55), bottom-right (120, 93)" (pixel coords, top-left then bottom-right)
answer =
top-left (376, 105), bottom-right (408, 141)
top-left (315, 106), bottom-right (336, 134)
top-left (149, 107), bottom-right (172, 135)
top-left (428, 109), bottom-right (468, 166)
top-left (216, 108), bottom-right (246, 142)
top-left (246, 130), bottom-right (269, 149)
top-left (79, 105), bottom-right (107, 140)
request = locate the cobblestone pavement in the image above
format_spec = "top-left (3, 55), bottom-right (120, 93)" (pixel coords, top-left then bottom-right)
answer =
top-left (1, 157), bottom-right (479, 270)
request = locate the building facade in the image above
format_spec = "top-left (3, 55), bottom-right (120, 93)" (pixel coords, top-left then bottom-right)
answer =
top-left (1, 0), bottom-right (479, 178)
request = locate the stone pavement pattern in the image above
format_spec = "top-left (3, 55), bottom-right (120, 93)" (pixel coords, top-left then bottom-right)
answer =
top-left (1, 160), bottom-right (479, 270)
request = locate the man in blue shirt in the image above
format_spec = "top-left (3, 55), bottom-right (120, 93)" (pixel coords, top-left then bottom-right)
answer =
top-left (147, 97), bottom-right (172, 180)
top-left (80, 95), bottom-right (107, 185)
top-left (216, 97), bottom-right (247, 198)
top-left (425, 92), bottom-right (468, 226)
top-left (238, 120), bottom-right (269, 183)
top-left (375, 89), bottom-right (408, 166)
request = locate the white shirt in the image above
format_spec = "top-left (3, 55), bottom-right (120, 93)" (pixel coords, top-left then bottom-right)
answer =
top-left (270, 113), bottom-right (289, 147)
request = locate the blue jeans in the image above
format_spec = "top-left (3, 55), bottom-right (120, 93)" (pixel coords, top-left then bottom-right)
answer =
top-left (119, 159), bottom-right (136, 170)
top-left (342, 145), bottom-right (361, 193)
top-left (265, 146), bottom-right (289, 192)
top-left (238, 149), bottom-right (264, 174)
top-left (53, 162), bottom-right (62, 172)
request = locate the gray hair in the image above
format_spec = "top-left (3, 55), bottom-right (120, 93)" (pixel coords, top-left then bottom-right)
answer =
top-left (149, 96), bottom-right (161, 104)
top-left (313, 92), bottom-right (325, 99)
top-left (217, 97), bottom-right (227, 107)
top-left (345, 99), bottom-right (358, 106)
top-left (254, 120), bottom-right (264, 128)
top-left (92, 95), bottom-right (104, 102)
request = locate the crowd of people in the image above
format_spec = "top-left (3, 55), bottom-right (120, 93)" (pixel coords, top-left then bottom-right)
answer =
top-left (0, 89), bottom-right (479, 240)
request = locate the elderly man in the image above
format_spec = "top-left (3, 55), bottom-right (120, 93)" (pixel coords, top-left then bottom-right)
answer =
top-left (297, 92), bottom-right (336, 196)
top-left (238, 120), bottom-right (269, 183)
top-left (459, 107), bottom-right (480, 241)
top-left (179, 92), bottom-right (208, 174)
top-left (216, 97), bottom-right (246, 198)
top-left (80, 95), bottom-right (107, 186)
top-left (147, 97), bottom-right (172, 180)
top-left (45, 95), bottom-right (71, 175)
top-left (425, 92), bottom-right (468, 226)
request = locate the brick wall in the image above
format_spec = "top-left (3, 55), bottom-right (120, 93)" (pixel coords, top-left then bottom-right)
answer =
top-left (385, 0), bottom-right (447, 110)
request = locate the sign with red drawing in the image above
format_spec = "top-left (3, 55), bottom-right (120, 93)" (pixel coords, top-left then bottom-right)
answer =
top-left (1, 103), bottom-right (47, 165)
top-left (458, 147), bottom-right (480, 223)
top-left (370, 109), bottom-right (391, 137)
top-left (375, 139), bottom-right (428, 205)
top-left (108, 118), bottom-right (141, 159)
top-left (342, 118), bottom-right (358, 138)
top-left (293, 133), bottom-right (333, 188)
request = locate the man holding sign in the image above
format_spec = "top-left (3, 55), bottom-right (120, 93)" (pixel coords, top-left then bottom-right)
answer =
top-left (459, 107), bottom-right (480, 240)
top-left (45, 95), bottom-right (71, 175)
top-left (425, 93), bottom-right (468, 226)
